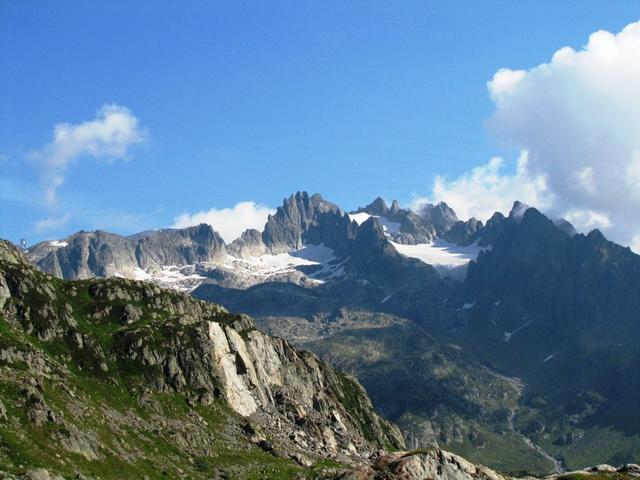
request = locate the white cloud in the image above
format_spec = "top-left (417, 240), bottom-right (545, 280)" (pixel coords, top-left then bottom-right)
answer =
top-left (31, 104), bottom-right (145, 205)
top-left (172, 201), bottom-right (275, 243)
top-left (411, 152), bottom-right (551, 221)
top-left (485, 20), bottom-right (640, 249)
top-left (573, 167), bottom-right (596, 195)
top-left (35, 214), bottom-right (71, 233)
top-left (564, 209), bottom-right (611, 230)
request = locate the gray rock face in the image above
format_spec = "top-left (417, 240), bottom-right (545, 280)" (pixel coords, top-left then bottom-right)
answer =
top-left (554, 218), bottom-right (577, 237)
top-left (0, 272), bottom-right (10, 310)
top-left (27, 224), bottom-right (225, 280)
top-left (355, 198), bottom-right (438, 245)
top-left (228, 228), bottom-right (267, 258)
top-left (134, 224), bottom-right (226, 268)
top-left (262, 191), bottom-right (356, 254)
top-left (35, 230), bottom-right (138, 279)
top-left (419, 201), bottom-right (459, 236)
top-left (361, 197), bottom-right (391, 216)
top-left (444, 218), bottom-right (483, 244)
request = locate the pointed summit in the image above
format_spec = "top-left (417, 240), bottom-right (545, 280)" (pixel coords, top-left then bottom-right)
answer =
top-left (262, 191), bottom-right (346, 253)
top-left (508, 201), bottom-right (531, 221)
top-left (419, 201), bottom-right (458, 236)
top-left (363, 197), bottom-right (389, 216)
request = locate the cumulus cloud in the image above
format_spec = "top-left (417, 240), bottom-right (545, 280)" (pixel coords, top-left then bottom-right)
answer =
top-left (411, 152), bottom-right (551, 221)
top-left (172, 201), bottom-right (275, 243)
top-left (415, 21), bottom-right (640, 251)
top-left (486, 20), bottom-right (640, 248)
top-left (30, 104), bottom-right (145, 205)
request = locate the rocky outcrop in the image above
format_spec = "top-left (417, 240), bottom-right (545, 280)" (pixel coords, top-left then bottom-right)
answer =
top-left (444, 218), bottom-right (483, 244)
top-left (26, 224), bottom-right (226, 280)
top-left (133, 224), bottom-right (226, 268)
top-left (419, 202), bottom-right (459, 236)
top-left (0, 238), bottom-right (404, 478)
top-left (227, 228), bottom-right (267, 257)
top-left (341, 449), bottom-right (509, 480)
top-left (262, 191), bottom-right (356, 253)
top-left (356, 197), bottom-right (437, 244)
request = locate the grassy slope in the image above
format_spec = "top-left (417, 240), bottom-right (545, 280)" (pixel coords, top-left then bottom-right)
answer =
top-left (0, 264), bottom-right (342, 479)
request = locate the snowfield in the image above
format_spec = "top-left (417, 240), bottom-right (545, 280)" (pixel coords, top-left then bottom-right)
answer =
top-left (390, 240), bottom-right (488, 278)
top-left (223, 243), bottom-right (346, 283)
top-left (119, 243), bottom-right (348, 291)
top-left (348, 213), bottom-right (401, 235)
top-left (114, 265), bottom-right (206, 291)
top-left (348, 212), bottom-right (373, 225)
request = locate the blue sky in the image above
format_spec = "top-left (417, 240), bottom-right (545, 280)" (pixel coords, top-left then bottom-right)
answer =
top-left (1, 1), bottom-right (640, 246)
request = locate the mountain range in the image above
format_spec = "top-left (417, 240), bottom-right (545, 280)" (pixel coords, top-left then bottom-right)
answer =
top-left (18, 191), bottom-right (640, 474)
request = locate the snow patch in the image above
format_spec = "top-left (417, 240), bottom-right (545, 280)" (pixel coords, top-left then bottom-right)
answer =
top-left (391, 239), bottom-right (489, 279)
top-left (152, 265), bottom-right (206, 290)
top-left (49, 240), bottom-right (68, 248)
top-left (377, 217), bottom-right (401, 235)
top-left (348, 213), bottom-right (401, 236)
top-left (133, 268), bottom-right (151, 281)
top-left (221, 243), bottom-right (346, 284)
top-left (348, 212), bottom-right (372, 225)
top-left (115, 265), bottom-right (206, 291)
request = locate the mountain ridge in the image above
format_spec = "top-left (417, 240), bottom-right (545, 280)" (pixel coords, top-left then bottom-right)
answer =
top-left (16, 191), bottom-right (640, 472)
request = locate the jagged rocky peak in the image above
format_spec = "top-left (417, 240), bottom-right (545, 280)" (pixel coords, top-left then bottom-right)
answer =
top-left (360, 196), bottom-right (390, 216)
top-left (506, 201), bottom-right (576, 237)
top-left (262, 191), bottom-right (350, 253)
top-left (508, 200), bottom-right (531, 221)
top-left (444, 217), bottom-right (483, 244)
top-left (354, 198), bottom-right (440, 245)
top-left (359, 197), bottom-right (402, 216)
top-left (554, 218), bottom-right (577, 237)
top-left (419, 201), bottom-right (459, 235)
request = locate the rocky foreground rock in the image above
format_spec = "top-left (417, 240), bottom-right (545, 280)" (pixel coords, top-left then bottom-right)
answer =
top-left (0, 239), bottom-right (404, 478)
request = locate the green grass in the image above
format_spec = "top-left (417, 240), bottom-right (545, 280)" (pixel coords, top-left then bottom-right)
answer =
top-left (0, 263), bottom-right (352, 479)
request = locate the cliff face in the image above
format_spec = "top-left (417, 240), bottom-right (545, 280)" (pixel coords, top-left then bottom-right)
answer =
top-left (26, 224), bottom-right (226, 281)
top-left (0, 239), bottom-right (402, 479)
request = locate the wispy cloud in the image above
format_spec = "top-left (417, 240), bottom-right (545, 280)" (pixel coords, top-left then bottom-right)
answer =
top-left (34, 214), bottom-right (71, 233)
top-left (173, 201), bottom-right (275, 243)
top-left (30, 104), bottom-right (145, 205)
